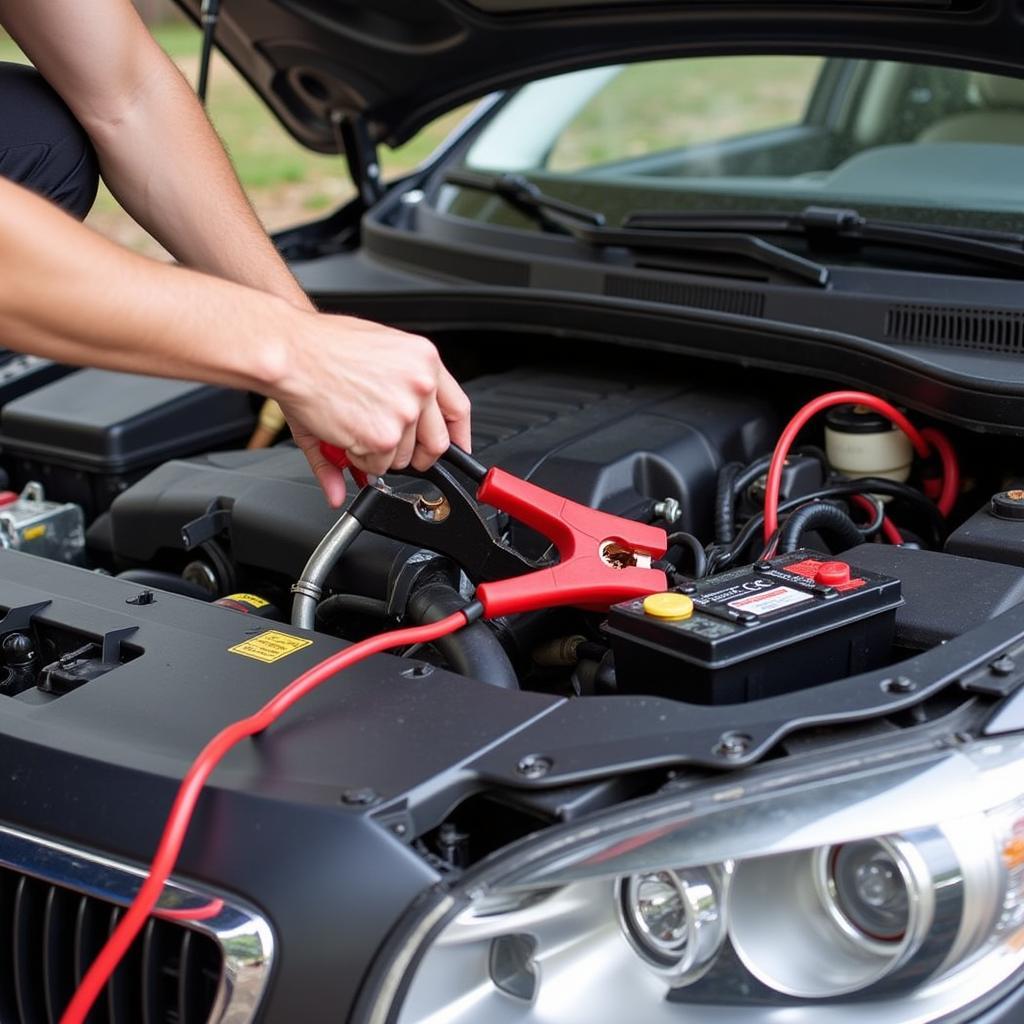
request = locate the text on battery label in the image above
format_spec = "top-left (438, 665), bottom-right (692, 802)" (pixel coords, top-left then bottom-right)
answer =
top-left (703, 578), bottom-right (777, 604)
top-left (727, 585), bottom-right (813, 616)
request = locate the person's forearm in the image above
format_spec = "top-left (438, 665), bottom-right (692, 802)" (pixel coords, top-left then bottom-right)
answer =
top-left (87, 55), bottom-right (312, 308)
top-left (0, 180), bottom-right (291, 391)
top-left (0, 1), bottom-right (311, 309)
top-left (0, 179), bottom-right (471, 502)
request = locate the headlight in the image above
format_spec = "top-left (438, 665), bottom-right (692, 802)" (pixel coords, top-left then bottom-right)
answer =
top-left (617, 865), bottom-right (729, 985)
top-left (359, 735), bottom-right (1024, 1023)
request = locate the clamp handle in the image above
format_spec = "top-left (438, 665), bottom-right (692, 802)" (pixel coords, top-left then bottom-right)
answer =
top-left (474, 467), bottom-right (669, 618)
top-left (319, 441), bottom-right (370, 489)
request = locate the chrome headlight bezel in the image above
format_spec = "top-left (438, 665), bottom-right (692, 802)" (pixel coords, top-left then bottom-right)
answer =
top-left (357, 733), bottom-right (1024, 1024)
top-left (615, 863), bottom-right (730, 985)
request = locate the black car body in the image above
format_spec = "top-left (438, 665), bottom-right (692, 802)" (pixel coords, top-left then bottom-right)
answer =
top-left (4, 2), bottom-right (1024, 1022)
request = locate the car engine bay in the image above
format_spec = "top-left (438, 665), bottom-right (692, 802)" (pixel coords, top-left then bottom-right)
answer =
top-left (0, 354), bottom-right (1017, 782)
top-left (1, 348), bottom-right (1024, 1020)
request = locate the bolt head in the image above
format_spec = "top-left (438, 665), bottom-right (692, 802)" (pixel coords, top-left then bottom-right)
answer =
top-left (881, 675), bottom-right (915, 694)
top-left (516, 754), bottom-right (553, 779)
top-left (654, 498), bottom-right (682, 524)
top-left (714, 732), bottom-right (752, 758)
top-left (341, 787), bottom-right (378, 807)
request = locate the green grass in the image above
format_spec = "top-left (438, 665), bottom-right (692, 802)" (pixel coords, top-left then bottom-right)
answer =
top-left (144, 20), bottom-right (203, 59)
top-left (548, 56), bottom-right (823, 170)
top-left (0, 32), bottom-right (24, 63)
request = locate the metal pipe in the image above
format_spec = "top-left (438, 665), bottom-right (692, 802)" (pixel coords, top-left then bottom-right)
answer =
top-left (291, 488), bottom-right (381, 629)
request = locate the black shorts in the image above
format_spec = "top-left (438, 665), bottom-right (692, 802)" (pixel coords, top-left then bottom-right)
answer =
top-left (0, 61), bottom-right (98, 219)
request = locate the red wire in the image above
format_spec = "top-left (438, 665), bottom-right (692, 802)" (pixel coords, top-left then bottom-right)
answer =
top-left (60, 610), bottom-right (470, 1024)
top-left (879, 516), bottom-right (904, 545)
top-left (763, 391), bottom-right (959, 542)
top-left (849, 493), bottom-right (903, 545)
top-left (921, 426), bottom-right (960, 518)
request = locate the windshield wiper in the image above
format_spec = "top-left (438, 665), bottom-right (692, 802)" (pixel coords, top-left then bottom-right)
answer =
top-left (443, 170), bottom-right (830, 286)
top-left (626, 206), bottom-right (1024, 278)
top-left (443, 168), bottom-right (606, 232)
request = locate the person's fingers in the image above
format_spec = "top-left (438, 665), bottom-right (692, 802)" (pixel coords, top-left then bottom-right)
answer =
top-left (437, 367), bottom-right (472, 452)
top-left (391, 417), bottom-right (419, 471)
top-left (348, 446), bottom-right (397, 478)
top-left (312, 460), bottom-right (348, 508)
top-left (273, 319), bottom-right (466, 496)
top-left (410, 399), bottom-right (451, 472)
top-left (290, 419), bottom-right (348, 507)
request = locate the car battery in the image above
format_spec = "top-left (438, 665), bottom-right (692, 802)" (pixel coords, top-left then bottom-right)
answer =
top-left (0, 482), bottom-right (85, 566)
top-left (605, 550), bottom-right (902, 703)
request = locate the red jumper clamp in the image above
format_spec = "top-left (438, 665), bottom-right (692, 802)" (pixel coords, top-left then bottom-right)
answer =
top-left (318, 441), bottom-right (669, 617)
top-left (472, 467), bottom-right (668, 617)
top-left (319, 441), bottom-right (369, 489)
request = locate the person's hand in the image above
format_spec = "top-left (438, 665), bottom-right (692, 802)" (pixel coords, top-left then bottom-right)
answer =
top-left (272, 310), bottom-right (472, 506)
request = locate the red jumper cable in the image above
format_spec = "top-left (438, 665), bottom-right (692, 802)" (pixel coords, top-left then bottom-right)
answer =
top-left (62, 446), bottom-right (670, 1024)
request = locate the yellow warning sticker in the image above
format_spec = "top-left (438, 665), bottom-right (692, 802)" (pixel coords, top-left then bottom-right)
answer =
top-left (22, 525), bottom-right (46, 541)
top-left (224, 593), bottom-right (270, 609)
top-left (229, 630), bottom-right (312, 663)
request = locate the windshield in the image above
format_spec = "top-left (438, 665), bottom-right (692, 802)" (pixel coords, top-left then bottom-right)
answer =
top-left (453, 56), bottom-right (1024, 234)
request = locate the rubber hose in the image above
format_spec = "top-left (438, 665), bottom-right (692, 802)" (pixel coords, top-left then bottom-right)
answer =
top-left (721, 446), bottom-right (831, 546)
top-left (315, 594), bottom-right (390, 628)
top-left (778, 502), bottom-right (864, 554)
top-left (407, 583), bottom-right (519, 689)
top-left (715, 476), bottom-right (947, 572)
top-left (714, 462), bottom-right (742, 544)
top-left (666, 531), bottom-right (708, 578)
top-left (115, 569), bottom-right (214, 601)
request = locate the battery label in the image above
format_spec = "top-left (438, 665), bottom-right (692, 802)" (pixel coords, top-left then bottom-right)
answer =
top-left (727, 585), bottom-right (812, 616)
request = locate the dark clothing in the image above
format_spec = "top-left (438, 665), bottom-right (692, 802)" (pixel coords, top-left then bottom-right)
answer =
top-left (0, 61), bottom-right (98, 219)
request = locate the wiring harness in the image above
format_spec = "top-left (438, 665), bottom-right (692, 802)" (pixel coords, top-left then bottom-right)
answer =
top-left (762, 390), bottom-right (959, 543)
top-left (693, 390), bottom-right (960, 576)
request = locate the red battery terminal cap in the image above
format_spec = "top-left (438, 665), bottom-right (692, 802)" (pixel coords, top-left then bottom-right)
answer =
top-left (815, 561), bottom-right (851, 587)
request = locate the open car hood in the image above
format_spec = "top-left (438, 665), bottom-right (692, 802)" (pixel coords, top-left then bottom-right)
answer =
top-left (174, 0), bottom-right (1024, 149)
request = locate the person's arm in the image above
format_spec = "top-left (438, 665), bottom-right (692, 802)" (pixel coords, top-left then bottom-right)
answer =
top-left (0, 0), bottom-right (471, 483)
top-left (0, 0), bottom-right (310, 310)
top-left (0, 179), bottom-right (471, 505)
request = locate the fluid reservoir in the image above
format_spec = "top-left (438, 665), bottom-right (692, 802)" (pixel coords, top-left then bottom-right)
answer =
top-left (824, 404), bottom-right (913, 483)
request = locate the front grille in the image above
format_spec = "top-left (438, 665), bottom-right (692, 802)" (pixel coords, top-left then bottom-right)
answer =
top-left (0, 866), bottom-right (223, 1024)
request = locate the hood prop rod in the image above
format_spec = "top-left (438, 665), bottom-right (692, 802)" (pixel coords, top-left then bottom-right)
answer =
top-left (330, 109), bottom-right (384, 209)
top-left (196, 0), bottom-right (221, 105)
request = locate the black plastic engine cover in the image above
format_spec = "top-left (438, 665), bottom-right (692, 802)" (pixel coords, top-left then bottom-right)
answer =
top-left (104, 370), bottom-right (774, 587)
top-left (0, 369), bottom-right (256, 519)
top-left (0, 549), bottom-right (560, 1021)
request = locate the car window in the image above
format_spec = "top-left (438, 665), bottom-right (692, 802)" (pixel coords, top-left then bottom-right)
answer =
top-left (547, 57), bottom-right (825, 173)
top-left (457, 56), bottom-right (1024, 234)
